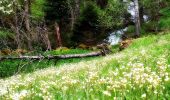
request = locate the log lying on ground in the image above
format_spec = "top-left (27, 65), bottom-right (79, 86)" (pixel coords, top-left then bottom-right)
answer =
top-left (0, 51), bottom-right (104, 61)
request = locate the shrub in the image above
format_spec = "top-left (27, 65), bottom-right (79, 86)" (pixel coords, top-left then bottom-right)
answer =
top-left (159, 7), bottom-right (170, 30)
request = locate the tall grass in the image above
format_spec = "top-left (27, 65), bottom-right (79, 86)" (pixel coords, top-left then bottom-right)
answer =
top-left (0, 33), bottom-right (170, 99)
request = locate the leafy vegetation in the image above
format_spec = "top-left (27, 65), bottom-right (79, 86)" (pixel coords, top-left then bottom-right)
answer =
top-left (0, 32), bottom-right (170, 99)
top-left (159, 7), bottom-right (170, 30)
top-left (0, 29), bottom-right (14, 39)
top-left (31, 0), bottom-right (46, 21)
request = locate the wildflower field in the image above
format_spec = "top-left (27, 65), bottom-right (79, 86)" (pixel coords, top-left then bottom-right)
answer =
top-left (0, 33), bottom-right (170, 99)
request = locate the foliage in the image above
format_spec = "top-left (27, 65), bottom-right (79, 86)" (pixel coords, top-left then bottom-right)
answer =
top-left (73, 0), bottom-right (127, 44)
top-left (99, 0), bottom-right (127, 29)
top-left (0, 29), bottom-right (14, 39)
top-left (0, 29), bottom-right (15, 49)
top-left (140, 0), bottom-right (170, 32)
top-left (1, 0), bottom-right (169, 49)
top-left (0, 0), bottom-right (14, 14)
top-left (31, 0), bottom-right (46, 21)
top-left (73, 1), bottom-right (102, 43)
top-left (159, 7), bottom-right (170, 30)
top-left (45, 0), bottom-right (70, 23)
top-left (125, 25), bottom-right (135, 34)
top-left (142, 21), bottom-right (159, 32)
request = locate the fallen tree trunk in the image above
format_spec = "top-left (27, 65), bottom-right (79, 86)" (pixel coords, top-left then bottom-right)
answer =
top-left (0, 51), bottom-right (103, 61)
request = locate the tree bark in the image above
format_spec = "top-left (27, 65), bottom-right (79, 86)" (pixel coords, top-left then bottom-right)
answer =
top-left (55, 22), bottom-right (62, 47)
top-left (134, 0), bottom-right (140, 37)
top-left (12, 4), bottom-right (22, 49)
top-left (70, 7), bottom-right (75, 30)
top-left (75, 0), bottom-right (80, 18)
top-left (24, 0), bottom-right (32, 50)
top-left (43, 24), bottom-right (51, 50)
top-left (68, 0), bottom-right (80, 30)
top-left (15, 12), bottom-right (21, 49)
top-left (139, 6), bottom-right (144, 24)
top-left (0, 51), bottom-right (103, 61)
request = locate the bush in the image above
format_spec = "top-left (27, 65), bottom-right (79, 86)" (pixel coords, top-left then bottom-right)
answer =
top-left (31, 0), bottom-right (46, 21)
top-left (0, 29), bottom-right (14, 39)
top-left (0, 29), bottom-right (15, 49)
top-left (73, 1), bottom-right (103, 44)
top-left (141, 21), bottom-right (159, 32)
top-left (159, 7), bottom-right (170, 30)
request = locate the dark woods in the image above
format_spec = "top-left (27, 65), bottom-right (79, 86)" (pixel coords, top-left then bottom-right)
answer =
top-left (0, 0), bottom-right (169, 51)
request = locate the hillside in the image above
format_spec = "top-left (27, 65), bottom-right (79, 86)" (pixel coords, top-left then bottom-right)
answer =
top-left (0, 32), bottom-right (170, 99)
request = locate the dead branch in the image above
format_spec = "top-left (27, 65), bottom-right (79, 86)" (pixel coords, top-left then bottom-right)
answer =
top-left (0, 51), bottom-right (104, 61)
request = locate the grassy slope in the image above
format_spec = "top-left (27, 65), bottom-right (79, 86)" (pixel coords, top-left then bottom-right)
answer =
top-left (0, 48), bottom-right (93, 78)
top-left (0, 33), bottom-right (170, 99)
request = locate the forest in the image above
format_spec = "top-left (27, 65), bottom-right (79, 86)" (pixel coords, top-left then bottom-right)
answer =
top-left (0, 0), bottom-right (170, 99)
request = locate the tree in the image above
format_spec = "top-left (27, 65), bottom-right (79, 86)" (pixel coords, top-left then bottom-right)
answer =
top-left (24, 0), bottom-right (32, 50)
top-left (45, 0), bottom-right (71, 47)
top-left (134, 0), bottom-right (140, 37)
top-left (67, 0), bottom-right (81, 30)
top-left (0, 0), bottom-right (13, 14)
top-left (99, 0), bottom-right (127, 29)
top-left (0, 0), bottom-right (23, 49)
top-left (139, 0), bottom-right (168, 32)
top-left (54, 22), bottom-right (62, 47)
top-left (72, 0), bottom-right (127, 45)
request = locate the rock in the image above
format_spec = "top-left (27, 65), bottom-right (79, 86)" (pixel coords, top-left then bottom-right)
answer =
top-left (78, 44), bottom-right (89, 49)
top-left (55, 47), bottom-right (69, 51)
top-left (119, 39), bottom-right (133, 50)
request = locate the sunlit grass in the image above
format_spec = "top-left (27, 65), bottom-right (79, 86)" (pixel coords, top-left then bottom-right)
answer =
top-left (0, 33), bottom-right (170, 99)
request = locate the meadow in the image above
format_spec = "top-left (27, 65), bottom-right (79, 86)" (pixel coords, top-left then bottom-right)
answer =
top-left (0, 32), bottom-right (170, 99)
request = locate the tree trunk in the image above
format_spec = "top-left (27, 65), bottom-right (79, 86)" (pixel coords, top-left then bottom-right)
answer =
top-left (55, 22), bottom-right (62, 47)
top-left (139, 6), bottom-right (144, 24)
top-left (68, 0), bottom-right (80, 30)
top-left (15, 23), bottom-right (21, 49)
top-left (24, 0), bottom-right (32, 50)
top-left (134, 0), bottom-right (140, 37)
top-left (75, 0), bottom-right (80, 18)
top-left (70, 7), bottom-right (75, 30)
top-left (0, 51), bottom-right (103, 61)
top-left (45, 33), bottom-right (52, 50)
top-left (13, 4), bottom-right (21, 49)
top-left (43, 24), bottom-right (51, 50)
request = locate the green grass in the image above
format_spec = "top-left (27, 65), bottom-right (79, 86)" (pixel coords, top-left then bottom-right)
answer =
top-left (0, 32), bottom-right (170, 99)
top-left (0, 48), bottom-right (96, 78)
top-left (43, 48), bottom-right (91, 55)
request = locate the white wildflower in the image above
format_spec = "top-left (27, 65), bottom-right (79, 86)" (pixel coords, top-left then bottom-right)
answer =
top-left (113, 72), bottom-right (118, 76)
top-left (154, 90), bottom-right (158, 94)
top-left (62, 86), bottom-right (68, 91)
top-left (141, 93), bottom-right (146, 98)
top-left (165, 76), bottom-right (169, 82)
top-left (103, 91), bottom-right (111, 96)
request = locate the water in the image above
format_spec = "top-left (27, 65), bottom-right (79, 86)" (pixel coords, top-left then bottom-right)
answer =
top-left (107, 28), bottom-right (127, 45)
top-left (106, 1), bottom-right (149, 45)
